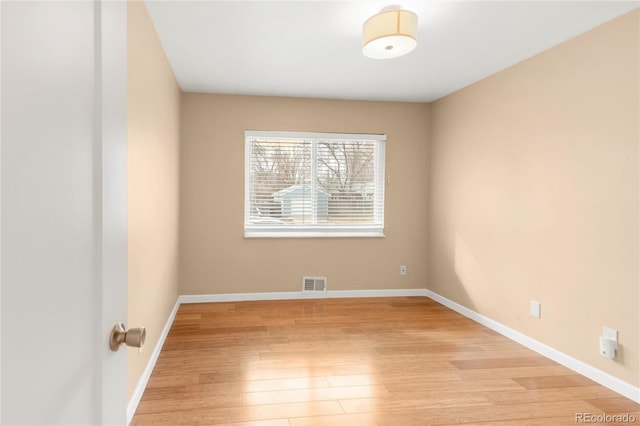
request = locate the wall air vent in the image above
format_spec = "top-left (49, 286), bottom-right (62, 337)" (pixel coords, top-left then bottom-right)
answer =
top-left (302, 276), bottom-right (327, 292)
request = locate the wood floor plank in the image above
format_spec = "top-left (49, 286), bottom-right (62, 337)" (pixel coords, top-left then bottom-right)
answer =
top-left (329, 363), bottom-right (459, 377)
top-left (454, 417), bottom-right (578, 426)
top-left (481, 386), bottom-right (623, 404)
top-left (131, 297), bottom-right (637, 426)
top-left (230, 401), bottom-right (344, 423)
top-left (341, 399), bottom-right (598, 422)
top-left (338, 395), bottom-right (490, 414)
top-left (453, 364), bottom-right (571, 380)
top-left (327, 373), bottom-right (523, 393)
top-left (242, 366), bottom-right (336, 381)
top-left (134, 392), bottom-right (243, 415)
top-left (383, 378), bottom-right (526, 393)
top-left (129, 411), bottom-right (183, 426)
top-left (450, 356), bottom-right (555, 370)
top-left (145, 372), bottom-right (200, 389)
top-left (216, 420), bottom-right (291, 426)
top-left (289, 412), bottom-right (385, 426)
top-left (584, 396), bottom-right (640, 413)
top-left (243, 376), bottom-right (332, 393)
top-left (243, 384), bottom-right (390, 406)
top-left (512, 374), bottom-right (596, 389)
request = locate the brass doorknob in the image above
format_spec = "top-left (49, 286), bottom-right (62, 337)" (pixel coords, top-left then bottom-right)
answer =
top-left (109, 322), bottom-right (146, 351)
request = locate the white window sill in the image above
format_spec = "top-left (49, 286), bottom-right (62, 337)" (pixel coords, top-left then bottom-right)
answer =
top-left (244, 230), bottom-right (385, 239)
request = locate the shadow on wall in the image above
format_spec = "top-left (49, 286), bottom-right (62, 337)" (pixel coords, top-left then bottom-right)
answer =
top-left (450, 232), bottom-right (486, 312)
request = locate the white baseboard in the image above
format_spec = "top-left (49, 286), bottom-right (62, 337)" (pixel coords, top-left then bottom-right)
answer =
top-left (126, 299), bottom-right (180, 425)
top-left (178, 288), bottom-right (428, 304)
top-left (424, 289), bottom-right (640, 403)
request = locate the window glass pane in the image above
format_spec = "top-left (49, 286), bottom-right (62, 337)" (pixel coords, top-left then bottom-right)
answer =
top-left (317, 140), bottom-right (375, 224)
top-left (245, 131), bottom-right (385, 237)
top-left (250, 139), bottom-right (311, 224)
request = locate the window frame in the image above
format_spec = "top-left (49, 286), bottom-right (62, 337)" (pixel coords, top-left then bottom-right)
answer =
top-left (244, 130), bottom-right (386, 238)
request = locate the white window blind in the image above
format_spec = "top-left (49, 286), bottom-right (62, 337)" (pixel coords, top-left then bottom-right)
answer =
top-left (245, 131), bottom-right (386, 238)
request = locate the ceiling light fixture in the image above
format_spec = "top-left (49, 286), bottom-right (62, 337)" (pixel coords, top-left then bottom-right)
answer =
top-left (362, 5), bottom-right (418, 59)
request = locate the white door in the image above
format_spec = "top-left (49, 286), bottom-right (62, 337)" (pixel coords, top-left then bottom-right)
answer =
top-left (1, 1), bottom-right (128, 424)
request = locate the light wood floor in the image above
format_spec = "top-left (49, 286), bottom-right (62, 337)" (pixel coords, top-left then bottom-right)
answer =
top-left (131, 297), bottom-right (639, 425)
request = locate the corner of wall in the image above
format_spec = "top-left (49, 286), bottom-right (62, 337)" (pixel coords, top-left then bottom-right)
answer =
top-left (126, 0), bottom-right (182, 403)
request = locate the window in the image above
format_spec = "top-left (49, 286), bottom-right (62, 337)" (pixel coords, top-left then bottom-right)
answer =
top-left (245, 131), bottom-right (386, 238)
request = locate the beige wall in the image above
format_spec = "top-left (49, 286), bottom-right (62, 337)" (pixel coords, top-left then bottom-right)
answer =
top-left (428, 9), bottom-right (639, 386)
top-left (127, 2), bottom-right (181, 399)
top-left (179, 94), bottom-right (430, 295)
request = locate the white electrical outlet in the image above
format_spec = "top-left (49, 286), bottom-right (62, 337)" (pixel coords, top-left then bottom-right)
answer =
top-left (602, 326), bottom-right (618, 349)
top-left (400, 265), bottom-right (407, 275)
top-left (530, 301), bottom-right (541, 319)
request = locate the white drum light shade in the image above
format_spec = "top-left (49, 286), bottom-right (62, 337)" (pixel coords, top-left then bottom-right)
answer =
top-left (362, 7), bottom-right (418, 59)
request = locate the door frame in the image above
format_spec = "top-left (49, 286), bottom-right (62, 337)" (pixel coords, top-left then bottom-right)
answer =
top-left (97, 1), bottom-right (128, 423)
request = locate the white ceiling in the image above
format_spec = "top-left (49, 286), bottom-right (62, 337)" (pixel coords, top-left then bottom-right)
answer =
top-left (145, 1), bottom-right (638, 102)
